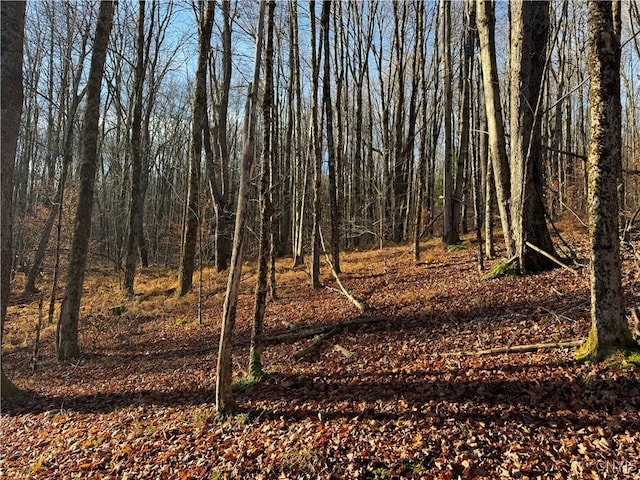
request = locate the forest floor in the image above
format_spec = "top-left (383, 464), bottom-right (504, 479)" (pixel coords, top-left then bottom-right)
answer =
top-left (2, 226), bottom-right (640, 479)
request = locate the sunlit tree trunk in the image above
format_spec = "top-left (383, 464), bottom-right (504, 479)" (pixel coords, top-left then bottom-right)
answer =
top-left (476, 0), bottom-right (514, 257)
top-left (1, 0), bottom-right (26, 397)
top-left (576, 0), bottom-right (639, 362)
top-left (216, 0), bottom-right (265, 416)
top-left (57, 0), bottom-right (115, 362)
top-left (212, 0), bottom-right (233, 273)
top-left (441, 0), bottom-right (455, 245)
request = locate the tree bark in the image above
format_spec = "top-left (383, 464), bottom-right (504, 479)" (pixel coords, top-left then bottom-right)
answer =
top-left (322, 0), bottom-right (341, 273)
top-left (124, 0), bottom-right (147, 296)
top-left (576, 0), bottom-right (639, 362)
top-left (476, 0), bottom-right (514, 257)
top-left (509, 0), bottom-right (556, 273)
top-left (216, 0), bottom-right (265, 416)
top-left (177, 1), bottom-right (214, 296)
top-left (56, 1), bottom-right (115, 362)
top-left (1, 0), bottom-right (26, 397)
top-left (249, 0), bottom-right (276, 382)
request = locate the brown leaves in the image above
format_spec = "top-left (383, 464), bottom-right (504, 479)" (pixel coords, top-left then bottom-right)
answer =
top-left (2, 236), bottom-right (640, 478)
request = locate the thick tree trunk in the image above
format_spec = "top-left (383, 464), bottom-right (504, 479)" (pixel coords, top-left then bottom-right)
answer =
top-left (57, 1), bottom-right (115, 362)
top-left (1, 0), bottom-right (26, 397)
top-left (577, 0), bottom-right (639, 362)
top-left (509, 0), bottom-right (556, 273)
top-left (216, 0), bottom-right (265, 416)
top-left (476, 0), bottom-right (514, 257)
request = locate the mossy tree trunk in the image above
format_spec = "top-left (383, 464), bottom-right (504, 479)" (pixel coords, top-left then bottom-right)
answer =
top-left (1, 0), bottom-right (26, 397)
top-left (577, 0), bottom-right (639, 362)
top-left (56, 1), bottom-right (115, 362)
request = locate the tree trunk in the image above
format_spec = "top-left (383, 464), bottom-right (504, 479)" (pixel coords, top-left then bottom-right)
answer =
top-left (441, 0), bottom-right (456, 245)
top-left (476, 0), bottom-right (514, 257)
top-left (1, 0), bottom-right (26, 397)
top-left (310, 0), bottom-right (323, 289)
top-left (212, 0), bottom-right (233, 273)
top-left (177, 1), bottom-right (214, 296)
top-left (322, 0), bottom-right (341, 273)
top-left (249, 0), bottom-right (276, 382)
top-left (216, 0), bottom-right (265, 416)
top-left (56, 1), bottom-right (115, 362)
top-left (123, 0), bottom-right (147, 296)
top-left (576, 0), bottom-right (639, 362)
top-left (509, 0), bottom-right (556, 273)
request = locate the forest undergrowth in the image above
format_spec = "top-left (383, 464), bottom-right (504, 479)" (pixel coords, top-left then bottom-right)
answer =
top-left (2, 228), bottom-right (640, 479)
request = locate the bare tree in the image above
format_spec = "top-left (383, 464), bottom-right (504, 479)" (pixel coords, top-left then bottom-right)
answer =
top-left (249, 0), bottom-right (276, 382)
top-left (310, 0), bottom-right (323, 289)
top-left (476, 0), bottom-right (514, 257)
top-left (1, 0), bottom-right (26, 397)
top-left (57, 1), bottom-right (115, 362)
top-left (216, 0), bottom-right (266, 416)
top-left (576, 0), bottom-right (639, 362)
top-left (177, 1), bottom-right (214, 296)
top-left (322, 0), bottom-right (341, 273)
top-left (509, 0), bottom-right (555, 273)
top-left (123, 0), bottom-right (148, 296)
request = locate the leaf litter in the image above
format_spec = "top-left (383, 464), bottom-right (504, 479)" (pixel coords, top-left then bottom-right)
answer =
top-left (2, 232), bottom-right (640, 479)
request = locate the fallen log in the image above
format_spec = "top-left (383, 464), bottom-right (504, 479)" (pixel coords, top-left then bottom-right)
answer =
top-left (293, 327), bottom-right (340, 360)
top-left (438, 340), bottom-right (582, 357)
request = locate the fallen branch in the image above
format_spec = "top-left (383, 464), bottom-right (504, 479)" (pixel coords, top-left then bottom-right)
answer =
top-left (525, 241), bottom-right (580, 277)
top-left (293, 327), bottom-right (340, 360)
top-left (319, 227), bottom-right (369, 314)
top-left (439, 340), bottom-right (582, 357)
top-left (419, 210), bottom-right (444, 239)
top-left (261, 315), bottom-right (387, 344)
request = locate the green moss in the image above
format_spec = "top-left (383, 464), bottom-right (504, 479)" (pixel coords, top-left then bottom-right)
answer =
top-left (483, 258), bottom-right (520, 280)
top-left (576, 326), bottom-right (640, 365)
top-left (448, 243), bottom-right (467, 252)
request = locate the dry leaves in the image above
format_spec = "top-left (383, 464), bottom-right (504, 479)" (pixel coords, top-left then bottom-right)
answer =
top-left (2, 233), bottom-right (639, 479)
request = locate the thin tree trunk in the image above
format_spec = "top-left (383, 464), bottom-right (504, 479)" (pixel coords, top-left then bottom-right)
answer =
top-left (322, 0), bottom-right (341, 274)
top-left (216, 0), bottom-right (265, 416)
top-left (441, 0), bottom-right (455, 245)
top-left (177, 1), bottom-right (214, 296)
top-left (124, 0), bottom-right (147, 296)
top-left (57, 1), bottom-right (115, 362)
top-left (310, 0), bottom-right (323, 289)
top-left (476, 0), bottom-right (514, 257)
top-left (249, 0), bottom-right (276, 382)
